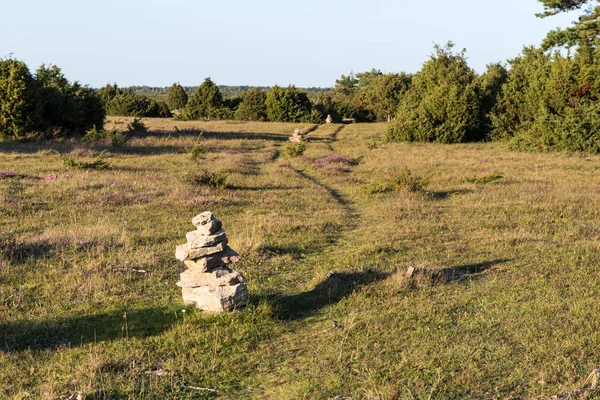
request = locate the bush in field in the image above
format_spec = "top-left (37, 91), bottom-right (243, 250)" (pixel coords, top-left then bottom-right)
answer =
top-left (283, 141), bottom-right (306, 157)
top-left (361, 72), bottom-right (412, 122)
top-left (386, 44), bottom-right (484, 144)
top-left (265, 85), bottom-right (314, 123)
top-left (100, 85), bottom-right (171, 118)
top-left (235, 88), bottom-right (267, 121)
top-left (182, 169), bottom-right (228, 189)
top-left (166, 83), bottom-right (188, 110)
top-left (490, 46), bottom-right (600, 153)
top-left (0, 58), bottom-right (41, 139)
top-left (127, 117), bottom-right (147, 132)
top-left (362, 167), bottom-right (427, 196)
top-left (0, 60), bottom-right (104, 138)
top-left (478, 63), bottom-right (508, 129)
top-left (181, 78), bottom-right (224, 120)
top-left (36, 64), bottom-right (105, 134)
top-left (60, 150), bottom-right (111, 170)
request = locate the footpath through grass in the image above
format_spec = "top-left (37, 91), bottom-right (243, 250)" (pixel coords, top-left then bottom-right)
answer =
top-left (1, 118), bottom-right (600, 398)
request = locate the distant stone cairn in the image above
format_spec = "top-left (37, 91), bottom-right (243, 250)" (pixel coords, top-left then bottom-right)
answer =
top-left (175, 211), bottom-right (248, 312)
top-left (289, 128), bottom-right (304, 143)
top-left (326, 114), bottom-right (333, 124)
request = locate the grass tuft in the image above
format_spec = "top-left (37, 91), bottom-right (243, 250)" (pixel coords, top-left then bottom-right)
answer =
top-left (59, 150), bottom-right (111, 170)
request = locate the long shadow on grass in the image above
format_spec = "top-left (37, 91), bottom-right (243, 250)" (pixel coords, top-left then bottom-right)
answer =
top-left (132, 130), bottom-right (290, 142)
top-left (428, 189), bottom-right (473, 200)
top-left (0, 307), bottom-right (178, 352)
top-left (289, 167), bottom-right (353, 213)
top-left (402, 259), bottom-right (512, 288)
top-left (254, 270), bottom-right (388, 320)
top-left (258, 259), bottom-right (511, 320)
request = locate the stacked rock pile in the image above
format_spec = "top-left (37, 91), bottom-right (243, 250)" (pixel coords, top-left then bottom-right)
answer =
top-left (289, 128), bottom-right (304, 143)
top-left (175, 211), bottom-right (248, 312)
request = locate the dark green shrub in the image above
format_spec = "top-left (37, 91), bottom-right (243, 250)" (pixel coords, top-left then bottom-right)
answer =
top-left (83, 125), bottom-right (104, 141)
top-left (235, 88), bottom-right (267, 121)
top-left (360, 72), bottom-right (412, 122)
top-left (386, 44), bottom-right (484, 144)
top-left (110, 131), bottom-right (130, 147)
top-left (36, 65), bottom-right (105, 135)
top-left (181, 78), bottom-right (224, 120)
top-left (188, 132), bottom-right (207, 161)
top-left (60, 150), bottom-right (111, 170)
top-left (266, 86), bottom-right (313, 123)
top-left (361, 182), bottom-right (395, 196)
top-left (490, 46), bottom-right (600, 153)
top-left (0, 58), bottom-right (41, 139)
top-left (391, 167), bottom-right (428, 192)
top-left (166, 83), bottom-right (188, 110)
top-left (182, 170), bottom-right (228, 189)
top-left (283, 142), bottom-right (306, 157)
top-left (102, 86), bottom-right (171, 118)
top-left (127, 117), bottom-right (147, 132)
top-left (362, 167), bottom-right (427, 196)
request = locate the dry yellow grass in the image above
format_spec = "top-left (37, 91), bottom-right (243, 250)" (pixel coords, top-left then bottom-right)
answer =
top-left (1, 118), bottom-right (600, 398)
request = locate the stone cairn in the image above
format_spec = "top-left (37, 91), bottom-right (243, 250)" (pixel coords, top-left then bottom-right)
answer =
top-left (325, 114), bottom-right (333, 124)
top-left (288, 128), bottom-right (304, 143)
top-left (175, 211), bottom-right (248, 312)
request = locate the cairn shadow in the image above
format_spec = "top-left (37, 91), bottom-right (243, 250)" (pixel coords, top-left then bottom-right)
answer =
top-left (0, 307), bottom-right (178, 352)
top-left (3, 241), bottom-right (56, 264)
top-left (405, 259), bottom-right (512, 287)
top-left (428, 189), bottom-right (473, 200)
top-left (254, 270), bottom-right (388, 320)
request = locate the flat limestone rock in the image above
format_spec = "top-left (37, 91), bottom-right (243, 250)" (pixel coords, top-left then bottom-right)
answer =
top-left (182, 283), bottom-right (248, 312)
top-left (186, 229), bottom-right (227, 249)
top-left (175, 239), bottom-right (228, 262)
top-left (192, 211), bottom-right (214, 227)
top-left (177, 267), bottom-right (245, 288)
top-left (183, 246), bottom-right (241, 272)
top-left (196, 219), bottom-right (222, 236)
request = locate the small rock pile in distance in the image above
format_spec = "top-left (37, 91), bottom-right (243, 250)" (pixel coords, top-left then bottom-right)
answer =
top-left (289, 128), bottom-right (304, 143)
top-left (175, 211), bottom-right (248, 312)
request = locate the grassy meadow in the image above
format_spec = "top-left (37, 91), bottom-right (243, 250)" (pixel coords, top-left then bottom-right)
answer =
top-left (2, 118), bottom-right (600, 399)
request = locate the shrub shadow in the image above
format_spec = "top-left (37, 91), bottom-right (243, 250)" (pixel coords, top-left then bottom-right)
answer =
top-left (2, 241), bottom-right (55, 263)
top-left (428, 189), bottom-right (473, 200)
top-left (0, 307), bottom-right (178, 352)
top-left (253, 270), bottom-right (388, 320)
top-left (401, 259), bottom-right (512, 288)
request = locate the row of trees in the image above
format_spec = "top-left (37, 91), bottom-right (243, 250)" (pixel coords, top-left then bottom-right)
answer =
top-left (163, 73), bottom-right (411, 124)
top-left (385, 0), bottom-right (600, 152)
top-left (99, 84), bottom-right (171, 118)
top-left (0, 60), bottom-right (104, 139)
top-left (3, 0), bottom-right (599, 151)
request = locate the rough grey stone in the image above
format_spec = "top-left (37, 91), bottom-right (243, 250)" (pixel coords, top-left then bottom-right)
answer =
top-left (175, 239), bottom-right (228, 262)
top-left (186, 229), bottom-right (227, 249)
top-left (177, 267), bottom-right (245, 288)
top-left (183, 246), bottom-right (241, 272)
top-left (182, 283), bottom-right (248, 311)
top-left (195, 219), bottom-right (222, 236)
top-left (191, 211), bottom-right (214, 227)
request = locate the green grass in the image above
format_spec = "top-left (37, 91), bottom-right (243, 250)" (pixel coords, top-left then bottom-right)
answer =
top-left (2, 118), bottom-right (600, 398)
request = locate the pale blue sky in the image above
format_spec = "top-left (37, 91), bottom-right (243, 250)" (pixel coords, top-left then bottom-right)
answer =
top-left (1, 0), bottom-right (580, 88)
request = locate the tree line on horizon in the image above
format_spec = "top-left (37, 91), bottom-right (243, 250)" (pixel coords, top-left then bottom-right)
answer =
top-left (1, 0), bottom-right (600, 152)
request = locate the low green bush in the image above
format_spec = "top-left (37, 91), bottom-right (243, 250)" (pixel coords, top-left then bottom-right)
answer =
top-left (182, 169), bottom-right (228, 189)
top-left (127, 117), bottom-right (147, 132)
top-left (59, 150), bottom-right (111, 170)
top-left (284, 142), bottom-right (306, 157)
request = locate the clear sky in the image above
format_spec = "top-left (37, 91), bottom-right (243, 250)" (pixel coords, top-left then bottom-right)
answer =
top-left (0, 0), bottom-right (581, 88)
